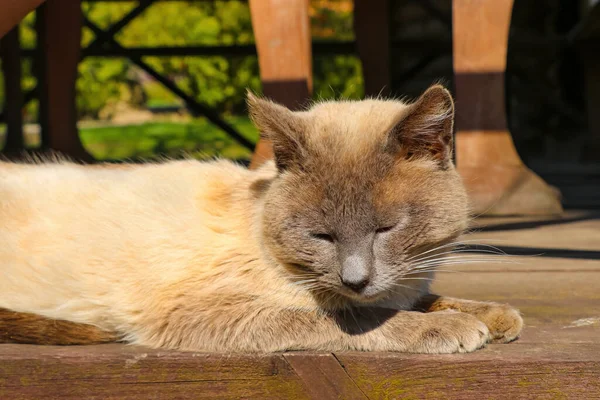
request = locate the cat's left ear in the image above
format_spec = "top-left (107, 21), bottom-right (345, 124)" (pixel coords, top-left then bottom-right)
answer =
top-left (388, 84), bottom-right (455, 168)
top-left (247, 91), bottom-right (307, 172)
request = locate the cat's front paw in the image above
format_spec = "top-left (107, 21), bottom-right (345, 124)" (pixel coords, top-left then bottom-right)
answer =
top-left (414, 312), bottom-right (490, 354)
top-left (474, 303), bottom-right (523, 343)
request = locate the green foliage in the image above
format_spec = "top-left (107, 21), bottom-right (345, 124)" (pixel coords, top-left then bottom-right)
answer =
top-left (80, 116), bottom-right (258, 161)
top-left (1, 0), bottom-right (360, 120)
top-left (1, 1), bottom-right (362, 160)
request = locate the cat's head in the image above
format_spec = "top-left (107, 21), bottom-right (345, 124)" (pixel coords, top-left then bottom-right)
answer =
top-left (249, 85), bottom-right (469, 305)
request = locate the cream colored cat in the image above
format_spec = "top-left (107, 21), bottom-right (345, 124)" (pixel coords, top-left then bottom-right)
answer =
top-left (0, 85), bottom-right (522, 352)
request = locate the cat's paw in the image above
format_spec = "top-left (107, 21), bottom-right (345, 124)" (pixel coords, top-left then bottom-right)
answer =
top-left (474, 303), bottom-right (523, 343)
top-left (414, 311), bottom-right (490, 354)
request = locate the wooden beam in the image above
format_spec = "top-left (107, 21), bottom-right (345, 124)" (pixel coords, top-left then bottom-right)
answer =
top-left (0, 0), bottom-right (44, 39)
top-left (35, 0), bottom-right (92, 161)
top-left (0, 27), bottom-right (24, 152)
top-left (1, 328), bottom-right (598, 399)
top-left (453, 0), bottom-right (562, 216)
top-left (248, 0), bottom-right (312, 169)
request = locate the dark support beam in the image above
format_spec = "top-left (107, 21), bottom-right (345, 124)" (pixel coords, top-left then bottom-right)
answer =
top-left (354, 0), bottom-right (391, 97)
top-left (35, 0), bottom-right (92, 161)
top-left (581, 48), bottom-right (600, 161)
top-left (85, 0), bottom-right (154, 52)
top-left (0, 27), bottom-right (24, 152)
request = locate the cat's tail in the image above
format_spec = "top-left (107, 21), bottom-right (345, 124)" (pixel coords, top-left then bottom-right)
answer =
top-left (0, 308), bottom-right (120, 345)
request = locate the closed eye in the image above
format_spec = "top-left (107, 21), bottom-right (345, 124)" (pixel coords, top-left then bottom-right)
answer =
top-left (311, 233), bottom-right (335, 243)
top-left (376, 225), bottom-right (396, 234)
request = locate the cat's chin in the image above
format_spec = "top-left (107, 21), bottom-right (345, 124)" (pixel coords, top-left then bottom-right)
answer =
top-left (352, 284), bottom-right (429, 310)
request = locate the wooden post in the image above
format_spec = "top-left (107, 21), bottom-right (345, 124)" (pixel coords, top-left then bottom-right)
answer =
top-left (0, 0), bottom-right (45, 39)
top-left (0, 27), bottom-right (24, 152)
top-left (248, 0), bottom-right (312, 169)
top-left (354, 0), bottom-right (391, 97)
top-left (453, 0), bottom-right (562, 215)
top-left (35, 0), bottom-right (92, 161)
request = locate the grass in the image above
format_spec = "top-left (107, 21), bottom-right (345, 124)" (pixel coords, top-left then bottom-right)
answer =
top-left (1, 116), bottom-right (259, 162)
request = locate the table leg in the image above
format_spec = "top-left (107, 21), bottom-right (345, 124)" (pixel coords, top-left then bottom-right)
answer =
top-left (453, 0), bottom-right (562, 215)
top-left (36, 0), bottom-right (92, 162)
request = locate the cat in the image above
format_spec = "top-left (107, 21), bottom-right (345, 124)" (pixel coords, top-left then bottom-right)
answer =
top-left (0, 85), bottom-right (522, 353)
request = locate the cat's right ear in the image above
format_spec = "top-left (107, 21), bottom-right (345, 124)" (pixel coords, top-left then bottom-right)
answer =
top-left (246, 91), bottom-right (307, 172)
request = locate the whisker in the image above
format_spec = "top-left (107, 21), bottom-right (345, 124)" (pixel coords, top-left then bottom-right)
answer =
top-left (400, 268), bottom-right (466, 276)
top-left (413, 255), bottom-right (521, 264)
top-left (397, 276), bottom-right (435, 282)
top-left (409, 248), bottom-right (509, 264)
top-left (411, 254), bottom-right (520, 265)
top-left (409, 259), bottom-right (520, 271)
top-left (406, 239), bottom-right (511, 261)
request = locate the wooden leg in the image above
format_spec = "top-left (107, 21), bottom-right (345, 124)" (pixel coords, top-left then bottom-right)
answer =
top-left (354, 0), bottom-right (391, 97)
top-left (36, 0), bottom-right (92, 162)
top-left (0, 27), bottom-right (24, 153)
top-left (248, 0), bottom-right (312, 169)
top-left (0, 0), bottom-right (45, 39)
top-left (453, 0), bottom-right (562, 216)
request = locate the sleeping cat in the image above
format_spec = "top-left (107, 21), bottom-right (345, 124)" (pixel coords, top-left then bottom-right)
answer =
top-left (0, 85), bottom-right (522, 352)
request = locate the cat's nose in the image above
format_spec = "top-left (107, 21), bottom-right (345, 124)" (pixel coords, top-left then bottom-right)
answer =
top-left (340, 253), bottom-right (371, 293)
top-left (342, 276), bottom-right (370, 292)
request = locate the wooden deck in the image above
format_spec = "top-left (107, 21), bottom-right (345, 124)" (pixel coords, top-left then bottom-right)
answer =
top-left (1, 211), bottom-right (599, 399)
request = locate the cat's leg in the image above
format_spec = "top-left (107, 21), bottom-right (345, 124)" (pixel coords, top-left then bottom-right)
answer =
top-left (144, 305), bottom-right (491, 354)
top-left (0, 308), bottom-right (119, 345)
top-left (414, 294), bottom-right (523, 343)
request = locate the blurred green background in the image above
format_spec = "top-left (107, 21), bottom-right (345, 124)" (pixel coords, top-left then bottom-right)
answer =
top-left (0, 0), bottom-right (361, 161)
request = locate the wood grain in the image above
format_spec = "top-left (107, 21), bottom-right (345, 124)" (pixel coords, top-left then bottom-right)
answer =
top-left (284, 353), bottom-right (368, 399)
top-left (0, 345), bottom-right (309, 400)
top-left (2, 328), bottom-right (599, 400)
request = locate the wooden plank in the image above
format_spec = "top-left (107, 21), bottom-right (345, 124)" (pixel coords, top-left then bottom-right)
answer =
top-left (2, 327), bottom-right (599, 400)
top-left (467, 215), bottom-right (600, 252)
top-left (432, 271), bottom-right (600, 325)
top-left (336, 326), bottom-right (600, 399)
top-left (284, 353), bottom-right (368, 399)
top-left (337, 349), bottom-right (600, 399)
top-left (0, 345), bottom-right (309, 399)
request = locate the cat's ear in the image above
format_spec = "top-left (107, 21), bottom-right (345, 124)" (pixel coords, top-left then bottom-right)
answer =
top-left (246, 91), bottom-right (307, 171)
top-left (387, 84), bottom-right (455, 168)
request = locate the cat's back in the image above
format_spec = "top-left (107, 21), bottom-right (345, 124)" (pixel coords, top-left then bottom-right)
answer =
top-left (0, 158), bottom-right (260, 326)
top-left (0, 158), bottom-right (252, 222)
